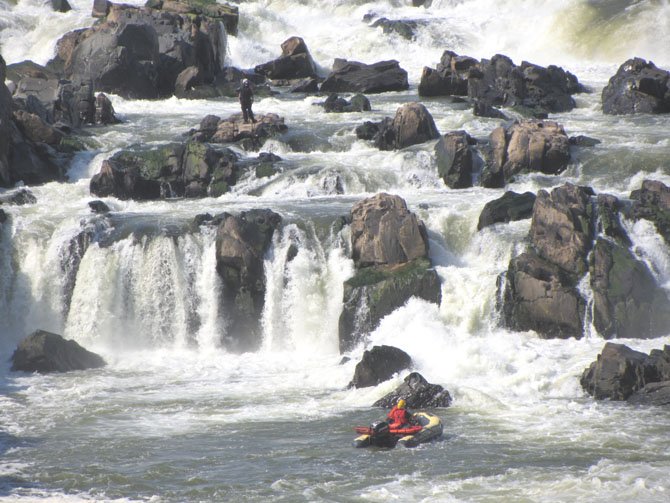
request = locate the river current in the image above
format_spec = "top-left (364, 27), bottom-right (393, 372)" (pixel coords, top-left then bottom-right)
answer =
top-left (1, 0), bottom-right (670, 501)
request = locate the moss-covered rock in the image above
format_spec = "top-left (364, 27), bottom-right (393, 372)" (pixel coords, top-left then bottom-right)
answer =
top-left (339, 258), bottom-right (441, 352)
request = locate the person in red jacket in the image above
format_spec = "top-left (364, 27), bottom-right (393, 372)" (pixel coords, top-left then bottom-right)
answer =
top-left (387, 398), bottom-right (412, 429)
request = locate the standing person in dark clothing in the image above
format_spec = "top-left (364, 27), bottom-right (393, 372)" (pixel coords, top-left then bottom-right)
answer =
top-left (238, 79), bottom-right (255, 124)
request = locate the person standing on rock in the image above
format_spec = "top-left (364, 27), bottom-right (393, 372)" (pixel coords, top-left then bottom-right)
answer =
top-left (238, 79), bottom-right (256, 124)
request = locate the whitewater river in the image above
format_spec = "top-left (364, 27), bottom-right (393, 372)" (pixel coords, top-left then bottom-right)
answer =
top-left (1, 0), bottom-right (670, 501)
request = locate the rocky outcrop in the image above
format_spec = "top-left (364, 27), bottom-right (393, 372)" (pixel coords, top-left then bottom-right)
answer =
top-left (602, 58), bottom-right (670, 115)
top-left (580, 343), bottom-right (670, 402)
top-left (350, 192), bottom-right (429, 267)
top-left (481, 120), bottom-right (571, 188)
top-left (626, 179), bottom-right (670, 244)
top-left (434, 130), bottom-right (478, 189)
top-left (320, 93), bottom-right (371, 113)
top-left (320, 59), bottom-right (408, 94)
top-left (10, 330), bottom-right (106, 373)
top-left (590, 237), bottom-right (670, 339)
top-left (418, 50), bottom-right (474, 97)
top-left (47, 1), bottom-right (237, 99)
top-left (254, 36), bottom-right (317, 80)
top-left (339, 193), bottom-right (441, 352)
top-left (0, 55), bottom-right (11, 186)
top-left (187, 113), bottom-right (287, 150)
top-left (501, 250), bottom-right (586, 339)
top-left (373, 372), bottom-right (452, 408)
top-left (477, 191), bottom-right (536, 231)
top-left (90, 142), bottom-right (240, 200)
top-left (348, 345), bottom-right (412, 389)
top-left (500, 182), bottom-right (670, 340)
top-left (499, 184), bottom-right (592, 339)
top-left (355, 102), bottom-right (439, 151)
top-left (215, 209), bottom-right (282, 352)
top-left (529, 183), bottom-right (594, 277)
top-left (628, 382), bottom-right (670, 406)
top-left (419, 51), bottom-right (585, 115)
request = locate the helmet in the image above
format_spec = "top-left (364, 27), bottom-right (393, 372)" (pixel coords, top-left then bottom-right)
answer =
top-left (397, 399), bottom-right (406, 409)
top-left (242, 79), bottom-right (249, 86)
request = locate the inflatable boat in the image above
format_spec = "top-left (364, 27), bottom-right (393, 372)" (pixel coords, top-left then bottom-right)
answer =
top-left (353, 411), bottom-right (443, 448)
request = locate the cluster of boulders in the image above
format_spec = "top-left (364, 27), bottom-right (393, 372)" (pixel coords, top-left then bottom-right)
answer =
top-left (496, 180), bottom-right (670, 340)
top-left (347, 345), bottom-right (452, 409)
top-left (581, 343), bottom-right (670, 406)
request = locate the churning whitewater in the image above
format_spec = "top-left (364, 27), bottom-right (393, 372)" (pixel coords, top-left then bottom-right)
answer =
top-left (1, 0), bottom-right (670, 501)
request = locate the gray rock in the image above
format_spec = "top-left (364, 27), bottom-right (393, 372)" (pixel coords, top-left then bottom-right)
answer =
top-left (602, 58), bottom-right (670, 115)
top-left (348, 345), bottom-right (412, 388)
top-left (529, 183), bottom-right (594, 277)
top-left (590, 237), bottom-right (670, 339)
top-left (434, 130), bottom-right (477, 189)
top-left (350, 193), bottom-right (429, 268)
top-left (580, 342), bottom-right (661, 400)
top-left (373, 372), bottom-right (452, 408)
top-left (215, 209), bottom-right (282, 352)
top-left (627, 179), bottom-right (670, 244)
top-left (11, 330), bottom-right (106, 373)
top-left (254, 36), bottom-right (317, 80)
top-left (477, 191), bottom-right (536, 230)
top-left (628, 381), bottom-right (670, 406)
top-left (500, 250), bottom-right (585, 339)
top-left (339, 258), bottom-right (441, 352)
top-left (320, 59), bottom-right (408, 94)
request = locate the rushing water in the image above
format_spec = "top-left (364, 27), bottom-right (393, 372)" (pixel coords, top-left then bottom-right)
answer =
top-left (2, 0), bottom-right (670, 501)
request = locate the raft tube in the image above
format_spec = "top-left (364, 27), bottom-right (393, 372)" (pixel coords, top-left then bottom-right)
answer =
top-left (353, 412), bottom-right (443, 448)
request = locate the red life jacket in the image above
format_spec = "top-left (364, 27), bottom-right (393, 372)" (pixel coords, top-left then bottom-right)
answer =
top-left (387, 406), bottom-right (410, 428)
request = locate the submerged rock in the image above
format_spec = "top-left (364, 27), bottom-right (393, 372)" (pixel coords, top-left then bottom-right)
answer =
top-left (10, 330), bottom-right (106, 373)
top-left (348, 345), bottom-right (412, 389)
top-left (373, 372), bottom-right (452, 408)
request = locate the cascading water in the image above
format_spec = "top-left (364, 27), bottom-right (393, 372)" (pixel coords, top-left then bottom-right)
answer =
top-left (1, 0), bottom-right (670, 501)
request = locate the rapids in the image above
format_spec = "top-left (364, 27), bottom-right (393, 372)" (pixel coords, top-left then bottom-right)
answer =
top-left (1, 0), bottom-right (670, 501)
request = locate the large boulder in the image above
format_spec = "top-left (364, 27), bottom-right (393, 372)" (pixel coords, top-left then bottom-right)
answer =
top-left (602, 58), bottom-right (670, 115)
top-left (320, 59), bottom-right (409, 94)
top-left (590, 237), bottom-right (670, 339)
top-left (580, 343), bottom-right (670, 401)
top-left (500, 250), bottom-right (585, 339)
top-left (215, 209), bottom-right (282, 352)
top-left (627, 179), bottom-right (670, 244)
top-left (348, 345), bottom-right (412, 388)
top-left (49, 1), bottom-right (236, 99)
top-left (339, 258), bottom-right (442, 352)
top-left (254, 36), bottom-right (317, 80)
top-left (477, 191), bottom-right (536, 231)
top-left (350, 193), bottom-right (429, 267)
top-left (356, 102), bottom-right (439, 151)
top-left (187, 113), bottom-right (288, 150)
top-left (372, 372), bottom-right (452, 408)
top-left (528, 183), bottom-right (594, 277)
top-left (90, 142), bottom-right (239, 200)
top-left (10, 330), bottom-right (106, 373)
top-left (434, 130), bottom-right (478, 189)
top-left (418, 50), bottom-right (474, 97)
top-left (482, 120), bottom-right (571, 188)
